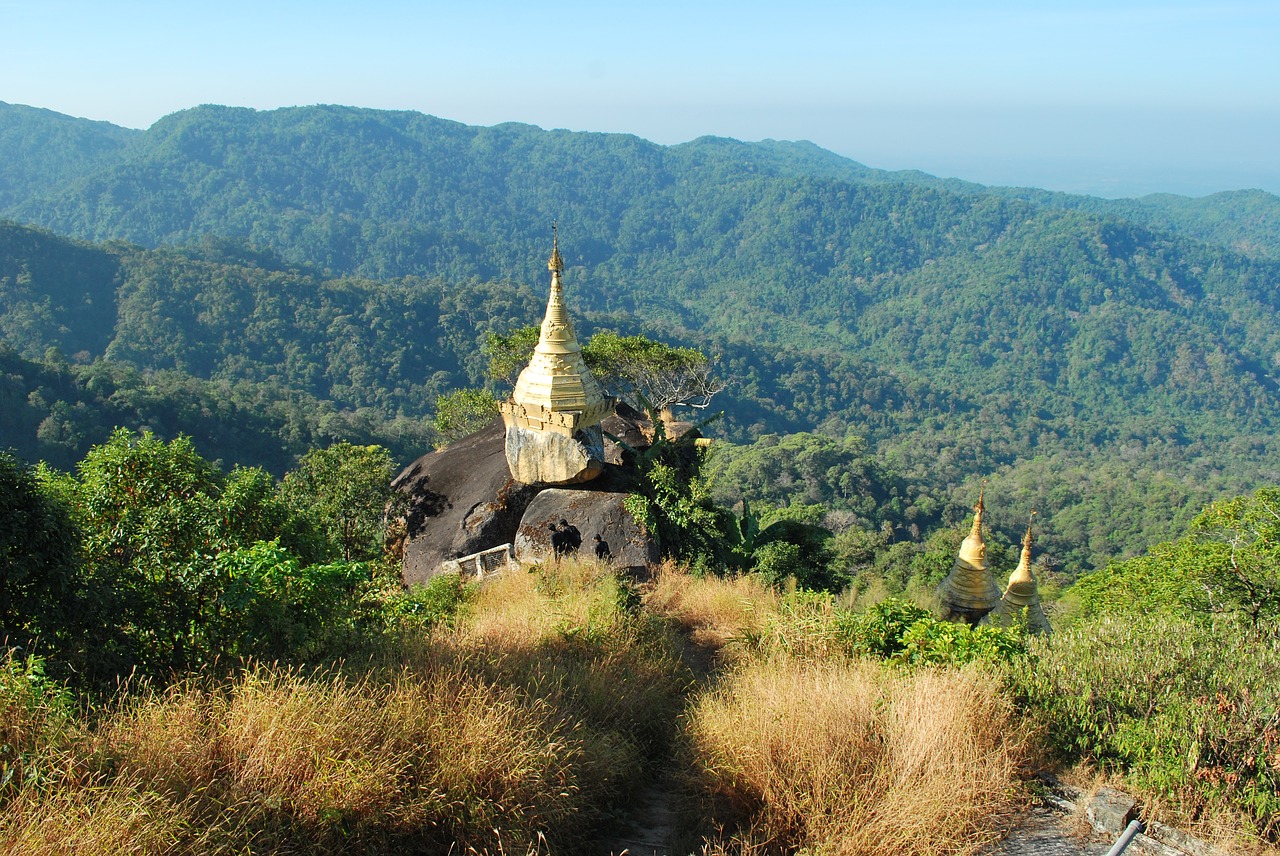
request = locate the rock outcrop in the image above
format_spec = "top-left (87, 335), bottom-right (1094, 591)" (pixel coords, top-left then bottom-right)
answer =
top-left (392, 419), bottom-right (539, 586)
top-left (393, 409), bottom-right (662, 583)
top-left (514, 488), bottom-right (658, 573)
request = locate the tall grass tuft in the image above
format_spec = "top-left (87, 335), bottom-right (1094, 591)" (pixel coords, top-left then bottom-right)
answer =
top-left (644, 561), bottom-right (780, 657)
top-left (689, 657), bottom-right (1033, 855)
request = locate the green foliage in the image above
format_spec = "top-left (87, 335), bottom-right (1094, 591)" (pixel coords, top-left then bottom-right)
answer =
top-left (892, 619), bottom-right (1026, 667)
top-left (9, 430), bottom-right (405, 684)
top-left (1012, 613), bottom-right (1280, 839)
top-left (0, 650), bottom-right (72, 803)
top-left (208, 541), bottom-right (376, 661)
top-left (618, 412), bottom-right (726, 571)
top-left (1191, 487), bottom-right (1280, 627)
top-left (432, 387), bottom-right (498, 446)
top-left (65, 429), bottom-right (296, 676)
top-left (382, 573), bottom-right (473, 633)
top-left (750, 508), bottom-right (843, 592)
top-left (842, 598), bottom-right (933, 658)
top-left (0, 452), bottom-right (83, 659)
top-left (839, 598), bottom-right (1026, 667)
top-left (279, 442), bottom-right (403, 562)
top-left (483, 324), bottom-right (539, 386)
top-left (582, 330), bottom-right (723, 413)
top-left (1073, 486), bottom-right (1280, 629)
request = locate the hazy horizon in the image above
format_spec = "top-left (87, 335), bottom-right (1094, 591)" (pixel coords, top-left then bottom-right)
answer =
top-left (4, 0), bottom-right (1277, 199)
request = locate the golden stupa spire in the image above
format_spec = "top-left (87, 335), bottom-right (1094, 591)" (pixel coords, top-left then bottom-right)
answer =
top-left (969, 480), bottom-right (987, 540)
top-left (995, 510), bottom-right (1051, 634)
top-left (501, 224), bottom-right (612, 432)
top-left (938, 480), bottom-right (1001, 625)
top-left (534, 221), bottom-right (580, 357)
top-left (1005, 511), bottom-right (1038, 599)
top-left (548, 220), bottom-right (564, 273)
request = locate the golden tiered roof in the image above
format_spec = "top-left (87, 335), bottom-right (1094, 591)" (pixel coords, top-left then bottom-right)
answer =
top-left (997, 512), bottom-right (1052, 634)
top-left (939, 484), bottom-right (1002, 620)
top-left (499, 227), bottom-right (613, 435)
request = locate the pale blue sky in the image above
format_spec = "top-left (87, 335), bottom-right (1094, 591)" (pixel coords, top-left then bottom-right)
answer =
top-left (3, 0), bottom-right (1277, 197)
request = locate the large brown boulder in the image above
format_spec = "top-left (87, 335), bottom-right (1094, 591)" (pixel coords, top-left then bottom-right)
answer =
top-left (392, 419), bottom-right (538, 585)
top-left (514, 488), bottom-right (658, 574)
top-left (392, 412), bottom-right (659, 584)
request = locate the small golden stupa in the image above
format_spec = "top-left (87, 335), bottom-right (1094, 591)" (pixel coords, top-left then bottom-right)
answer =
top-left (939, 484), bottom-right (1003, 625)
top-left (991, 512), bottom-right (1052, 635)
top-left (498, 226), bottom-right (613, 484)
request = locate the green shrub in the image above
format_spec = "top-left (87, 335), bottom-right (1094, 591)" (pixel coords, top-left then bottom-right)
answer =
top-left (0, 651), bottom-right (71, 804)
top-left (892, 619), bottom-right (1026, 667)
top-left (1011, 613), bottom-right (1280, 839)
top-left (842, 598), bottom-right (932, 658)
top-left (384, 573), bottom-right (473, 632)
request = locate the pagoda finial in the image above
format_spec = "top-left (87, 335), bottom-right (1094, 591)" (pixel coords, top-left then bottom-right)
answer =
top-left (548, 221), bottom-right (564, 273)
top-left (1022, 510), bottom-right (1036, 554)
top-left (970, 479), bottom-right (987, 538)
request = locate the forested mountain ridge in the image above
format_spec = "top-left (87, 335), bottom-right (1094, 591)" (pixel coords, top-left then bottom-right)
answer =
top-left (3, 101), bottom-right (1275, 269)
top-left (3, 102), bottom-right (1280, 570)
top-left (0, 101), bottom-right (140, 212)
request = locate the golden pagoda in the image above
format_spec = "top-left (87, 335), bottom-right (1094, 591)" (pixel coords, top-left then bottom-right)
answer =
top-left (939, 484), bottom-right (1002, 625)
top-left (498, 226), bottom-right (613, 484)
top-left (991, 513), bottom-right (1052, 634)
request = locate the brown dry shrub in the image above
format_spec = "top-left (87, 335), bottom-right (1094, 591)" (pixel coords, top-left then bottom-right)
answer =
top-left (688, 657), bottom-right (1034, 856)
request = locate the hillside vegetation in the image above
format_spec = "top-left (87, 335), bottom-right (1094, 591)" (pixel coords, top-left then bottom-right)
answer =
top-left (3, 410), bottom-right (1280, 852)
top-left (4, 102), bottom-right (1280, 571)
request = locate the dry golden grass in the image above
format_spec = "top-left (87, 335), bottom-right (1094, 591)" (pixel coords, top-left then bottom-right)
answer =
top-left (687, 656), bottom-right (1035, 856)
top-left (643, 561), bottom-right (780, 656)
top-left (0, 783), bottom-right (194, 855)
top-left (3, 666), bottom-right (587, 853)
top-left (0, 559), bottom-right (690, 855)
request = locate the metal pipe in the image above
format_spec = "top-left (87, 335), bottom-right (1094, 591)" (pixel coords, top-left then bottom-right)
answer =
top-left (1103, 819), bottom-right (1145, 856)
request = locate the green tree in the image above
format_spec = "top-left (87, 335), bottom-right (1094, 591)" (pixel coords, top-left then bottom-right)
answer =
top-left (280, 442), bottom-right (404, 561)
top-left (0, 451), bottom-right (84, 664)
top-left (65, 429), bottom-right (293, 676)
top-left (433, 388), bottom-right (498, 446)
top-left (483, 325), bottom-right (540, 386)
top-left (1077, 486), bottom-right (1280, 630)
top-left (582, 331), bottom-right (724, 414)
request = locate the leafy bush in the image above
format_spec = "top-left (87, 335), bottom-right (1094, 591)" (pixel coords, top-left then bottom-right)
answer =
top-left (0, 651), bottom-right (71, 804)
top-left (210, 540), bottom-right (379, 661)
top-left (842, 598), bottom-right (932, 658)
top-left (0, 452), bottom-right (84, 669)
top-left (1011, 612), bottom-right (1280, 840)
top-left (383, 573), bottom-right (472, 632)
top-left (893, 619), bottom-right (1026, 667)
